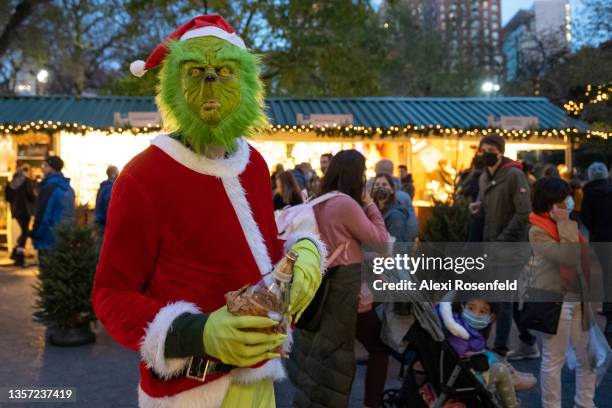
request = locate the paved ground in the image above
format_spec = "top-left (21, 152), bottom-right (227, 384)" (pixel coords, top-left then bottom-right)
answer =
top-left (1, 263), bottom-right (611, 407)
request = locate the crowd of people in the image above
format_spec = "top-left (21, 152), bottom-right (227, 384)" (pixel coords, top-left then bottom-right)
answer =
top-left (275, 134), bottom-right (611, 407)
top-left (3, 136), bottom-right (611, 407)
top-left (4, 158), bottom-right (118, 265)
top-left (271, 156), bottom-right (419, 244)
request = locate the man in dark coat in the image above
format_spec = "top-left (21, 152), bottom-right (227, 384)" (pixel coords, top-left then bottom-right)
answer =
top-left (4, 164), bottom-right (36, 266)
top-left (94, 165), bottom-right (119, 233)
top-left (472, 134), bottom-right (536, 361)
top-left (581, 162), bottom-right (612, 344)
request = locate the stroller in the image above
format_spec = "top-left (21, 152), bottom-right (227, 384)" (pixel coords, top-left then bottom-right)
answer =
top-left (381, 302), bottom-right (503, 408)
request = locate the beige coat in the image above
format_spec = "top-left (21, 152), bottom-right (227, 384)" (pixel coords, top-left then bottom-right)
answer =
top-left (528, 219), bottom-right (592, 329)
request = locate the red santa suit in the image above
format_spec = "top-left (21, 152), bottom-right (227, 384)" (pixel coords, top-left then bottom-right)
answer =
top-left (92, 134), bottom-right (291, 407)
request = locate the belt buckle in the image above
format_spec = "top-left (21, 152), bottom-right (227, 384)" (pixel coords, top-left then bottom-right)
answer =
top-left (186, 356), bottom-right (215, 382)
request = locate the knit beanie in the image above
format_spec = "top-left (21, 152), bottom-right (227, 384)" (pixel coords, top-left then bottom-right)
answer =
top-left (46, 156), bottom-right (64, 172)
top-left (479, 134), bottom-right (505, 153)
top-left (588, 162), bottom-right (609, 181)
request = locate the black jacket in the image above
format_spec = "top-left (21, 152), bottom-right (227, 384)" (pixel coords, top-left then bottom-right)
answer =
top-left (4, 173), bottom-right (36, 219)
top-left (582, 178), bottom-right (612, 242)
top-left (457, 169), bottom-right (483, 202)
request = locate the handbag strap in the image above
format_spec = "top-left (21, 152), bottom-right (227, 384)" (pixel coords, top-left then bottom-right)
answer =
top-left (305, 190), bottom-right (348, 207)
top-left (574, 249), bottom-right (592, 320)
top-left (323, 242), bottom-right (349, 276)
top-left (525, 251), bottom-right (536, 286)
top-left (575, 252), bottom-right (588, 292)
top-left (519, 251), bottom-right (536, 306)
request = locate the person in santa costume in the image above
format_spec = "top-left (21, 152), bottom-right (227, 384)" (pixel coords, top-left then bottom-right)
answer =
top-left (91, 15), bottom-right (325, 408)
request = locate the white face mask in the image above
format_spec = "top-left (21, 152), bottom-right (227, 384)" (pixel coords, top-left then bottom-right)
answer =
top-left (566, 196), bottom-right (575, 213)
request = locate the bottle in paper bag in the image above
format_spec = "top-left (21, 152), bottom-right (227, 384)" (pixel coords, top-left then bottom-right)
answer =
top-left (225, 249), bottom-right (298, 334)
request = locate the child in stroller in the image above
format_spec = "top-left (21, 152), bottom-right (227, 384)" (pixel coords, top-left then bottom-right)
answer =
top-left (382, 298), bottom-right (519, 408)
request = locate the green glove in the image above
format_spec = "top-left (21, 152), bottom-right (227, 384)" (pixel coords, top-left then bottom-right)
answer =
top-left (203, 306), bottom-right (286, 367)
top-left (288, 239), bottom-right (322, 322)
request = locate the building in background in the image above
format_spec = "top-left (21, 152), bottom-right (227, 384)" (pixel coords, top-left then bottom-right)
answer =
top-left (503, 9), bottom-right (538, 82)
top-left (502, 0), bottom-right (572, 82)
top-left (382, 0), bottom-right (437, 30)
top-left (434, 0), bottom-right (503, 76)
top-left (384, 0), bottom-right (503, 77)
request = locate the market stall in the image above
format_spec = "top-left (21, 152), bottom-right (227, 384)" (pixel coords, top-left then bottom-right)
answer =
top-left (0, 95), bottom-right (605, 215)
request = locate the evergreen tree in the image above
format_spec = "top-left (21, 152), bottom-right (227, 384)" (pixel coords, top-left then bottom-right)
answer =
top-left (33, 222), bottom-right (99, 329)
top-left (419, 196), bottom-right (470, 243)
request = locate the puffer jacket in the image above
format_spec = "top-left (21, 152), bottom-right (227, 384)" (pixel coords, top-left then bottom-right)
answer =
top-left (31, 172), bottom-right (75, 250)
top-left (286, 264), bottom-right (361, 408)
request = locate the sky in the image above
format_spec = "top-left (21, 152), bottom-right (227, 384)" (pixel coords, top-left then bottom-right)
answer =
top-left (502, 0), bottom-right (534, 24)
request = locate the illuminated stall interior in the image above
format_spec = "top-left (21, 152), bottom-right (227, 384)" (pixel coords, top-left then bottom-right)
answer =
top-left (0, 95), bottom-right (606, 227)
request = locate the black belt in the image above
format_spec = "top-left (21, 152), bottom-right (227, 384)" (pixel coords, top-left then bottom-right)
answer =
top-left (152, 356), bottom-right (236, 382)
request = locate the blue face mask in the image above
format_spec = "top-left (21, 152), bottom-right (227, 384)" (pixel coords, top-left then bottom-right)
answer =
top-left (462, 308), bottom-right (491, 330)
top-left (566, 196), bottom-right (575, 213)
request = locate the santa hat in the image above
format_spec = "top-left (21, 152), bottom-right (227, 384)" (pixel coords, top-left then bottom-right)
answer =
top-left (130, 14), bottom-right (246, 77)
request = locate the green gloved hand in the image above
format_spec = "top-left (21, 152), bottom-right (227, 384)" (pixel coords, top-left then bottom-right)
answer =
top-left (288, 239), bottom-right (322, 322)
top-left (203, 306), bottom-right (286, 367)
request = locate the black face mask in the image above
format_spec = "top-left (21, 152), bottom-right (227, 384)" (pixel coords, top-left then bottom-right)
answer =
top-left (482, 152), bottom-right (500, 167)
top-left (372, 186), bottom-right (392, 202)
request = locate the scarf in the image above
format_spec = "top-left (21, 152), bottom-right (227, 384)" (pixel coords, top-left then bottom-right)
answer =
top-left (529, 212), bottom-right (590, 292)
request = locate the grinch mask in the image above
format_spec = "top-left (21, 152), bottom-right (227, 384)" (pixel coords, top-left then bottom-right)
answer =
top-left (157, 37), bottom-right (267, 153)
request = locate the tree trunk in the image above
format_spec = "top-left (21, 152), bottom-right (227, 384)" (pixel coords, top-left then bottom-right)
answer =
top-left (0, 0), bottom-right (51, 58)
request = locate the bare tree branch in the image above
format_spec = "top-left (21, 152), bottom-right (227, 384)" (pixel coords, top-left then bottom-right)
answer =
top-left (240, 0), bottom-right (265, 41)
top-left (0, 0), bottom-right (51, 58)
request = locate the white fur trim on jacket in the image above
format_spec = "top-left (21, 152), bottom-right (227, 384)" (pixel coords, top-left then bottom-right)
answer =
top-left (283, 231), bottom-right (328, 272)
top-left (150, 134), bottom-right (250, 179)
top-left (231, 358), bottom-right (285, 384)
top-left (137, 359), bottom-right (285, 408)
top-left (222, 176), bottom-right (272, 277)
top-left (138, 375), bottom-right (230, 408)
top-left (180, 26), bottom-right (247, 49)
top-left (140, 301), bottom-right (202, 379)
top-left (439, 301), bottom-right (470, 340)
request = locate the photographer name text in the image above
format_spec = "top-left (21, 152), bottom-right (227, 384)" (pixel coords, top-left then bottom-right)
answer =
top-left (371, 279), bottom-right (518, 292)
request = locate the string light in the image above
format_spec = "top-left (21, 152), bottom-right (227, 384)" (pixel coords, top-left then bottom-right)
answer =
top-left (0, 121), bottom-right (163, 136)
top-left (267, 123), bottom-right (610, 140)
top-left (0, 121), bottom-right (609, 141)
top-left (564, 82), bottom-right (611, 117)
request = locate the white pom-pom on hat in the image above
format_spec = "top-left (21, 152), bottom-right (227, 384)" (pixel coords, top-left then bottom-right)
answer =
top-left (130, 60), bottom-right (146, 77)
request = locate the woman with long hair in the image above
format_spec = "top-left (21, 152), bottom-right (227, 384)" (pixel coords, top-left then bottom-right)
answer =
top-left (273, 170), bottom-right (304, 210)
top-left (371, 173), bottom-right (412, 242)
top-left (288, 149), bottom-right (390, 408)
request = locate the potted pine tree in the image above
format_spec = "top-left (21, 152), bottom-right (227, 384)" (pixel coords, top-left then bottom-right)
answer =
top-left (419, 196), bottom-right (470, 243)
top-left (33, 222), bottom-right (99, 346)
top-left (415, 196), bottom-right (472, 288)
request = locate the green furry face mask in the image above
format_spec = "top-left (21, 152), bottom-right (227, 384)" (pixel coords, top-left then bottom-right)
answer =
top-left (157, 37), bottom-right (267, 153)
